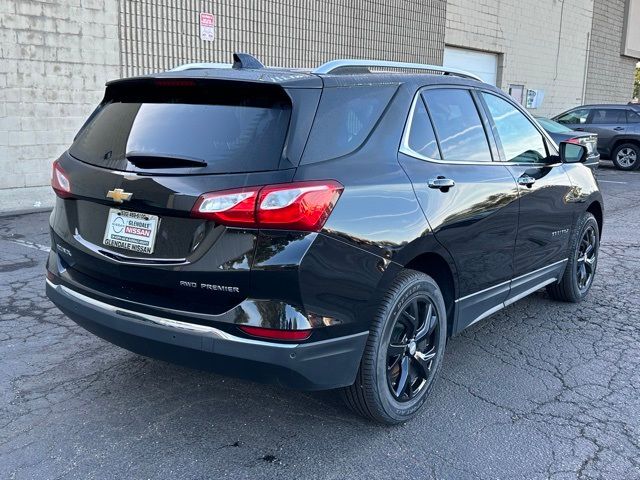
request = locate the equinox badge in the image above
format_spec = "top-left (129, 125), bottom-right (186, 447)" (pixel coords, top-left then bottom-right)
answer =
top-left (106, 188), bottom-right (132, 204)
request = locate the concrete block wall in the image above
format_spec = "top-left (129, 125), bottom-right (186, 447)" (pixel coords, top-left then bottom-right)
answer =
top-left (0, 0), bottom-right (446, 212)
top-left (446, 0), bottom-right (595, 117)
top-left (584, 0), bottom-right (638, 104)
top-left (120, 0), bottom-right (446, 75)
top-left (0, 0), bottom-right (121, 212)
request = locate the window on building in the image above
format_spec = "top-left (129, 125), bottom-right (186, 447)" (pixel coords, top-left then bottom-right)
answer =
top-left (482, 92), bottom-right (547, 163)
top-left (406, 97), bottom-right (441, 159)
top-left (556, 109), bottom-right (590, 125)
top-left (508, 84), bottom-right (525, 105)
top-left (421, 89), bottom-right (492, 162)
top-left (589, 109), bottom-right (627, 124)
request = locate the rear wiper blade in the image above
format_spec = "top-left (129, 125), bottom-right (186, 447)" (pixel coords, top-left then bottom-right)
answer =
top-left (126, 152), bottom-right (207, 169)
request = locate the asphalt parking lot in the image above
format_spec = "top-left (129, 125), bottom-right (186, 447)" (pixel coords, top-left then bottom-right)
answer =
top-left (1, 162), bottom-right (639, 480)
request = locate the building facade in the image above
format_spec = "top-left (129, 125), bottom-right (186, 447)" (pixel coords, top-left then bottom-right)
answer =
top-left (445, 0), bottom-right (639, 116)
top-left (584, 0), bottom-right (639, 103)
top-left (0, 0), bottom-right (638, 212)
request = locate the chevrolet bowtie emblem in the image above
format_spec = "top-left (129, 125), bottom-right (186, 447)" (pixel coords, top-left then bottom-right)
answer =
top-left (106, 188), bottom-right (132, 203)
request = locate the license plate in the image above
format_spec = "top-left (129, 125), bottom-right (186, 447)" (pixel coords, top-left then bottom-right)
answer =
top-left (103, 209), bottom-right (159, 254)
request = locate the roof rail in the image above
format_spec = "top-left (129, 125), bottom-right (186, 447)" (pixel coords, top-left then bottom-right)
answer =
top-left (313, 59), bottom-right (482, 82)
top-left (170, 62), bottom-right (231, 72)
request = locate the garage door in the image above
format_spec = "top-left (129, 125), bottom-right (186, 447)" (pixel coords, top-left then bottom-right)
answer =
top-left (443, 46), bottom-right (498, 85)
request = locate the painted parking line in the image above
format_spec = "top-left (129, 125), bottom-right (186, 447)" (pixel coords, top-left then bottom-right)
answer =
top-left (3, 238), bottom-right (51, 253)
top-left (598, 180), bottom-right (628, 184)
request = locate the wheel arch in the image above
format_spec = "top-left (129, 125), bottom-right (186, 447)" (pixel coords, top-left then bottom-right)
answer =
top-left (586, 200), bottom-right (603, 238)
top-left (611, 137), bottom-right (640, 153)
top-left (404, 252), bottom-right (457, 337)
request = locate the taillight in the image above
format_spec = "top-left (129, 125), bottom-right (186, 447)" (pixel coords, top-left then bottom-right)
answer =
top-left (191, 187), bottom-right (260, 227)
top-left (257, 181), bottom-right (343, 230)
top-left (566, 137), bottom-right (585, 145)
top-left (238, 325), bottom-right (312, 341)
top-left (191, 180), bottom-right (343, 231)
top-left (51, 160), bottom-right (72, 198)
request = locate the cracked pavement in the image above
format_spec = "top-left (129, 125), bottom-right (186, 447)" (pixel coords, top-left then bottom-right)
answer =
top-left (1, 163), bottom-right (639, 479)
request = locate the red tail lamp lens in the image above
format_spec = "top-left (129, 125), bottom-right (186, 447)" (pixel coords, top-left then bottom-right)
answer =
top-left (51, 160), bottom-right (72, 198)
top-left (191, 181), bottom-right (343, 231)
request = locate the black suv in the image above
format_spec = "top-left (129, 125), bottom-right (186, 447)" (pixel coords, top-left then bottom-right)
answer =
top-left (46, 55), bottom-right (603, 424)
top-left (553, 104), bottom-right (640, 170)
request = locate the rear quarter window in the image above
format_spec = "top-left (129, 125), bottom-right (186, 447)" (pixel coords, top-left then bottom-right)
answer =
top-left (301, 85), bottom-right (397, 163)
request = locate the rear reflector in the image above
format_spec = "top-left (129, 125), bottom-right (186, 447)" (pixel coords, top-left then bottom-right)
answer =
top-left (51, 160), bottom-right (72, 198)
top-left (239, 325), bottom-right (312, 341)
top-left (191, 180), bottom-right (343, 231)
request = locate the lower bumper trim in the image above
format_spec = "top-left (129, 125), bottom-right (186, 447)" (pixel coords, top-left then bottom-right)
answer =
top-left (46, 280), bottom-right (368, 390)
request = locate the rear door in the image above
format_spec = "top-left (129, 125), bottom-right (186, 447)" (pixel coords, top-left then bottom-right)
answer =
top-left (479, 91), bottom-right (574, 303)
top-left (398, 86), bottom-right (519, 329)
top-left (583, 108), bottom-right (627, 153)
top-left (51, 78), bottom-right (314, 314)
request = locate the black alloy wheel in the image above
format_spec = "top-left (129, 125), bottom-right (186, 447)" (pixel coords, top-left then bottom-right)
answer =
top-left (547, 212), bottom-right (599, 303)
top-left (342, 270), bottom-right (447, 424)
top-left (576, 224), bottom-right (597, 293)
top-left (387, 296), bottom-right (440, 402)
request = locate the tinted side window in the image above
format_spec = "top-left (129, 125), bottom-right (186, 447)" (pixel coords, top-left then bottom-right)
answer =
top-left (406, 97), bottom-right (441, 159)
top-left (302, 85), bottom-right (397, 163)
top-left (482, 93), bottom-right (547, 163)
top-left (589, 109), bottom-right (627, 124)
top-left (556, 109), bottom-right (589, 125)
top-left (627, 110), bottom-right (640, 123)
top-left (422, 89), bottom-right (492, 162)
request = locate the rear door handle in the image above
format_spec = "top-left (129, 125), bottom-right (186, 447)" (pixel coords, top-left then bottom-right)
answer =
top-left (428, 177), bottom-right (455, 191)
top-left (574, 127), bottom-right (585, 131)
top-left (613, 127), bottom-right (624, 131)
top-left (517, 175), bottom-right (536, 188)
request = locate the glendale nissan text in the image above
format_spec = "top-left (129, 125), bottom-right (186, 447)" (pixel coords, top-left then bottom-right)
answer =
top-left (46, 55), bottom-right (603, 424)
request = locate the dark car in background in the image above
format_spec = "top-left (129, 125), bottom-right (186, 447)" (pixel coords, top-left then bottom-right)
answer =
top-left (46, 55), bottom-right (603, 424)
top-left (536, 117), bottom-right (599, 169)
top-left (553, 104), bottom-right (640, 170)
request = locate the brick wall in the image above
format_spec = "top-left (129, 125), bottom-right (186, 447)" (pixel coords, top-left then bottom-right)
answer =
top-left (0, 0), bottom-right (120, 212)
top-left (446, 0), bottom-right (595, 117)
top-left (120, 0), bottom-right (446, 76)
top-left (584, 0), bottom-right (638, 104)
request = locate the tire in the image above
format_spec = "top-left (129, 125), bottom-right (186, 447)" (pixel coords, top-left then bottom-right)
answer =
top-left (547, 212), bottom-right (599, 303)
top-left (342, 270), bottom-right (447, 424)
top-left (611, 143), bottom-right (640, 171)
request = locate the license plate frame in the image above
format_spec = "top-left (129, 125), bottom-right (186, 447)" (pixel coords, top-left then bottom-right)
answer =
top-left (103, 208), bottom-right (159, 255)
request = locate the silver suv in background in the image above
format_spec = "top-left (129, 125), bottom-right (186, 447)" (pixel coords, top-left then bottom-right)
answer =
top-left (553, 104), bottom-right (640, 170)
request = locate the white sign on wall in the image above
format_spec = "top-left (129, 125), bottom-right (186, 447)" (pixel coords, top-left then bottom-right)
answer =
top-left (526, 89), bottom-right (545, 109)
top-left (200, 12), bottom-right (215, 41)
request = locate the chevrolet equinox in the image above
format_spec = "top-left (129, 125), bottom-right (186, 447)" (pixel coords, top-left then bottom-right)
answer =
top-left (46, 54), bottom-right (604, 424)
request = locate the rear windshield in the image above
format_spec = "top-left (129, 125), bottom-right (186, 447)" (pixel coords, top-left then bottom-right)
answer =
top-left (70, 83), bottom-right (291, 174)
top-left (535, 117), bottom-right (573, 134)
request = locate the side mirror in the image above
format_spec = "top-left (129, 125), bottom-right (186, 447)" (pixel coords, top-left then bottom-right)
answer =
top-left (559, 142), bottom-right (587, 164)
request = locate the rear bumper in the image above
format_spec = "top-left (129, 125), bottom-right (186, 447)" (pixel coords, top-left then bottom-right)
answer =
top-left (46, 279), bottom-right (368, 390)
